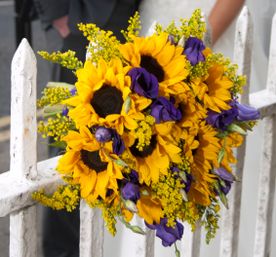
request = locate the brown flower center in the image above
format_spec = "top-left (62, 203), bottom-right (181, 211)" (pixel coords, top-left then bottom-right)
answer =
top-left (81, 150), bottom-right (108, 173)
top-left (130, 136), bottom-right (157, 158)
top-left (140, 55), bottom-right (165, 82)
top-left (91, 84), bottom-right (123, 118)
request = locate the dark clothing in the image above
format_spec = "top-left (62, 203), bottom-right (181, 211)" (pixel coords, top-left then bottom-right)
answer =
top-left (34, 1), bottom-right (140, 256)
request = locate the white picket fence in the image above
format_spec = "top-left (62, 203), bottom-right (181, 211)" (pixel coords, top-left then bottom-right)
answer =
top-left (0, 6), bottom-right (276, 257)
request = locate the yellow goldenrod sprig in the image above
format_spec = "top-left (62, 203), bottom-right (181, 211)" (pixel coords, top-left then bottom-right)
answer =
top-left (78, 23), bottom-right (121, 63)
top-left (180, 9), bottom-right (206, 40)
top-left (152, 172), bottom-right (185, 227)
top-left (134, 115), bottom-right (155, 151)
top-left (32, 185), bottom-right (80, 212)
top-left (37, 86), bottom-right (72, 108)
top-left (38, 50), bottom-right (83, 71)
top-left (155, 9), bottom-right (205, 43)
top-left (121, 11), bottom-right (141, 42)
top-left (38, 113), bottom-right (73, 141)
top-left (88, 199), bottom-right (119, 236)
top-left (200, 200), bottom-right (220, 244)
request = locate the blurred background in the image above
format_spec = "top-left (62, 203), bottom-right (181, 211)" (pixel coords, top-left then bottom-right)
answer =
top-left (0, 0), bottom-right (48, 256)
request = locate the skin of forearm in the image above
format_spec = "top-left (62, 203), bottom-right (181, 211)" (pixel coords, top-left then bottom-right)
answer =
top-left (208, 0), bottom-right (245, 44)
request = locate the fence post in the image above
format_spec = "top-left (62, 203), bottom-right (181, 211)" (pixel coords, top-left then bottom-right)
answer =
top-left (220, 6), bottom-right (253, 257)
top-left (253, 13), bottom-right (276, 257)
top-left (79, 201), bottom-right (104, 257)
top-left (9, 38), bottom-right (38, 257)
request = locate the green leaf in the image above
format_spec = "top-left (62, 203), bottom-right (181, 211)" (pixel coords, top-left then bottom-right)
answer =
top-left (48, 141), bottom-right (67, 149)
top-left (124, 96), bottom-right (131, 114)
top-left (174, 243), bottom-right (181, 257)
top-left (120, 217), bottom-right (146, 235)
top-left (218, 148), bottom-right (225, 164)
top-left (227, 123), bottom-right (247, 135)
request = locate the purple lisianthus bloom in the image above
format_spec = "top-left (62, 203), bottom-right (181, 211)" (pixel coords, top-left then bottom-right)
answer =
top-left (121, 182), bottom-right (140, 202)
top-left (70, 88), bottom-right (77, 96)
top-left (235, 102), bottom-right (260, 121)
top-left (129, 170), bottom-right (139, 184)
top-left (206, 108), bottom-right (238, 130)
top-left (214, 167), bottom-right (234, 195)
top-left (62, 107), bottom-right (69, 117)
top-left (214, 167), bottom-right (235, 182)
top-left (168, 35), bottom-right (176, 45)
top-left (150, 97), bottom-right (182, 123)
top-left (95, 127), bottom-right (112, 143)
top-left (184, 37), bottom-right (206, 66)
top-left (111, 130), bottom-right (125, 155)
top-left (146, 218), bottom-right (184, 247)
top-left (128, 67), bottom-right (159, 99)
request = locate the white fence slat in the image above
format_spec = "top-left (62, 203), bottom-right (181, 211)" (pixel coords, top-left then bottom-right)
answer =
top-left (10, 38), bottom-right (37, 180)
top-left (10, 206), bottom-right (37, 257)
top-left (80, 200), bottom-right (104, 257)
top-left (181, 224), bottom-right (201, 257)
top-left (253, 13), bottom-right (276, 257)
top-left (220, 6), bottom-right (253, 257)
top-left (0, 157), bottom-right (61, 217)
top-left (9, 38), bottom-right (38, 257)
top-left (249, 90), bottom-right (276, 118)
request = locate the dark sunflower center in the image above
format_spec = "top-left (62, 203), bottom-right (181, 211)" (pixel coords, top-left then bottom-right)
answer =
top-left (130, 136), bottom-right (157, 158)
top-left (140, 55), bottom-right (165, 82)
top-left (91, 84), bottom-right (123, 118)
top-left (81, 150), bottom-right (108, 173)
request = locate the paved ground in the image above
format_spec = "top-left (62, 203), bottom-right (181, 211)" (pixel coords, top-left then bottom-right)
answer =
top-left (0, 2), bottom-right (50, 256)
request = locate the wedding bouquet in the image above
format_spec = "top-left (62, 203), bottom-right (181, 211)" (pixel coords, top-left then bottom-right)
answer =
top-left (34, 10), bottom-right (260, 253)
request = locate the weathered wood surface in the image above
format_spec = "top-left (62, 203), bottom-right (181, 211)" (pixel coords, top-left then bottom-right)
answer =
top-left (9, 38), bottom-right (38, 257)
top-left (253, 12), bottom-right (276, 257)
top-left (220, 6), bottom-right (252, 257)
top-left (0, 156), bottom-right (62, 217)
top-left (80, 201), bottom-right (104, 257)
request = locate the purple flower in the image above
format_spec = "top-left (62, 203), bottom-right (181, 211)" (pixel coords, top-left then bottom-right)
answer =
top-left (214, 167), bottom-right (235, 182)
top-left (95, 127), bottom-right (112, 143)
top-left (168, 35), bottom-right (176, 45)
top-left (146, 218), bottom-right (184, 247)
top-left (150, 97), bottom-right (182, 123)
top-left (121, 182), bottom-right (140, 202)
top-left (206, 108), bottom-right (238, 130)
top-left (184, 37), bottom-right (206, 66)
top-left (214, 167), bottom-right (234, 195)
top-left (129, 170), bottom-right (139, 184)
top-left (62, 107), bottom-right (69, 116)
top-left (112, 130), bottom-right (125, 155)
top-left (235, 102), bottom-right (260, 121)
top-left (206, 100), bottom-right (260, 130)
top-left (70, 88), bottom-right (77, 96)
top-left (128, 67), bottom-right (159, 99)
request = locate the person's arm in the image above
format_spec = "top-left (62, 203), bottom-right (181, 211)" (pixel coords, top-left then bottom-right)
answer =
top-left (33, 0), bottom-right (70, 37)
top-left (208, 0), bottom-right (245, 45)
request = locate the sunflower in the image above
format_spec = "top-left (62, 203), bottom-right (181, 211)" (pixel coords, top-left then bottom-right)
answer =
top-left (57, 127), bottom-right (124, 202)
top-left (128, 134), bottom-right (182, 185)
top-left (187, 122), bottom-right (221, 206)
top-left (119, 33), bottom-right (189, 96)
top-left (191, 64), bottom-right (233, 112)
top-left (64, 58), bottom-right (148, 132)
top-left (219, 132), bottom-right (244, 172)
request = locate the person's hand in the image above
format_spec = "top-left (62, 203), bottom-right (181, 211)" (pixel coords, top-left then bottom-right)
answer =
top-left (52, 15), bottom-right (70, 38)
